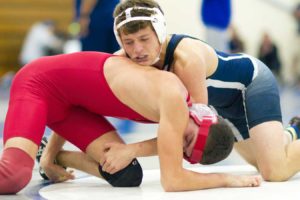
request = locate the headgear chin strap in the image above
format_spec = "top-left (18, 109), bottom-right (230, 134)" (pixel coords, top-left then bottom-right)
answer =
top-left (184, 104), bottom-right (218, 164)
top-left (114, 6), bottom-right (167, 47)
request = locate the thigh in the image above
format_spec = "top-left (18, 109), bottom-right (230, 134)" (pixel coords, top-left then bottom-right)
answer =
top-left (4, 98), bottom-right (47, 146)
top-left (3, 98), bottom-right (48, 159)
top-left (249, 121), bottom-right (287, 170)
top-left (235, 121), bottom-right (287, 170)
top-left (48, 106), bottom-right (119, 152)
top-left (245, 59), bottom-right (282, 129)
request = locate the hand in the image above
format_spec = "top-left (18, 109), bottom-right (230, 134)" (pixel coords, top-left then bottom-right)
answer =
top-left (40, 160), bottom-right (75, 183)
top-left (226, 175), bottom-right (261, 187)
top-left (100, 142), bottom-right (135, 174)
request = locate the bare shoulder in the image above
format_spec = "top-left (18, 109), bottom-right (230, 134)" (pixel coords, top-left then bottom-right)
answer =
top-left (175, 38), bottom-right (213, 62)
top-left (104, 56), bottom-right (186, 120)
top-left (173, 37), bottom-right (218, 75)
top-left (105, 56), bottom-right (180, 86)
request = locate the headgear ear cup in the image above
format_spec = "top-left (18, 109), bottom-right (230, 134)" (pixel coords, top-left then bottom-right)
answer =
top-left (150, 8), bottom-right (166, 44)
top-left (113, 17), bottom-right (123, 47)
top-left (184, 104), bottom-right (218, 164)
top-left (114, 7), bottom-right (167, 47)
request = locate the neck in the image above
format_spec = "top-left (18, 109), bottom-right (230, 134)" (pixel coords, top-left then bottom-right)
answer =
top-left (152, 37), bottom-right (169, 69)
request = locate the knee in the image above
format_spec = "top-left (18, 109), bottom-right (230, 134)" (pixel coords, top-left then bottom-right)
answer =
top-left (0, 165), bottom-right (33, 194)
top-left (98, 158), bottom-right (143, 187)
top-left (0, 148), bottom-right (34, 194)
top-left (259, 164), bottom-right (290, 182)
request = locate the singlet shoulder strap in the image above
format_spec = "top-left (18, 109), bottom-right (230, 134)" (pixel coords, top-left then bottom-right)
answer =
top-left (163, 34), bottom-right (202, 71)
top-left (163, 34), bottom-right (186, 71)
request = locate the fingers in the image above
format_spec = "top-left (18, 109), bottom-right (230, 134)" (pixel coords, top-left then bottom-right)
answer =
top-left (45, 165), bottom-right (75, 183)
top-left (251, 176), bottom-right (261, 187)
top-left (99, 143), bottom-right (130, 174)
top-left (245, 175), bottom-right (261, 187)
top-left (56, 171), bottom-right (75, 182)
top-left (228, 175), bottom-right (262, 188)
top-left (101, 160), bottom-right (119, 174)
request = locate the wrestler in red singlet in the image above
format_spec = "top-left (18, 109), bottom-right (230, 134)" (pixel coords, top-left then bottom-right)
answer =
top-left (4, 52), bottom-right (152, 151)
top-left (1, 52), bottom-right (157, 194)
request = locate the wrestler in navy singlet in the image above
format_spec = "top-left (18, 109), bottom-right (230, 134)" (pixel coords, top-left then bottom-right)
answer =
top-left (163, 34), bottom-right (282, 140)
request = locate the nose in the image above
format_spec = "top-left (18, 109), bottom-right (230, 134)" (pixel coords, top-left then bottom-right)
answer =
top-left (133, 42), bottom-right (144, 54)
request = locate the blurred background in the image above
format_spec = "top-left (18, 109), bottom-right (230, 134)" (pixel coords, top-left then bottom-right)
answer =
top-left (0, 0), bottom-right (300, 169)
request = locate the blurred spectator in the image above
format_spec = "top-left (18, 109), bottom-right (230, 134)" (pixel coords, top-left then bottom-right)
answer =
top-left (1, 20), bottom-right (63, 89)
top-left (291, 3), bottom-right (300, 84)
top-left (258, 32), bottom-right (281, 79)
top-left (75, 0), bottom-right (120, 53)
top-left (19, 20), bottom-right (63, 66)
top-left (200, 0), bottom-right (231, 52)
top-left (228, 25), bottom-right (245, 53)
top-left (294, 3), bottom-right (300, 35)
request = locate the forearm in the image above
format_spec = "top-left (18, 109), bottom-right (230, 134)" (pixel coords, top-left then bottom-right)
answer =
top-left (156, 89), bottom-right (256, 191)
top-left (159, 127), bottom-right (260, 191)
top-left (42, 132), bottom-right (66, 162)
top-left (129, 138), bottom-right (158, 157)
top-left (165, 168), bottom-right (236, 191)
top-left (57, 150), bottom-right (101, 178)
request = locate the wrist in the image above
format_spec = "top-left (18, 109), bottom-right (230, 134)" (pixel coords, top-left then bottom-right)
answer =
top-left (128, 143), bottom-right (138, 158)
top-left (40, 154), bottom-right (54, 168)
top-left (41, 149), bottom-right (57, 163)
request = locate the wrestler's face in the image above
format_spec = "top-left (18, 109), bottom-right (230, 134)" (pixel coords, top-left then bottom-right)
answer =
top-left (120, 26), bottom-right (161, 66)
top-left (183, 118), bottom-right (199, 157)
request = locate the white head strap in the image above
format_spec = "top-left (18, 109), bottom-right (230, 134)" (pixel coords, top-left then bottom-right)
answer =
top-left (114, 6), bottom-right (167, 47)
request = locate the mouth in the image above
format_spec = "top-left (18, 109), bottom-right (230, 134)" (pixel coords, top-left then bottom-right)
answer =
top-left (134, 55), bottom-right (148, 63)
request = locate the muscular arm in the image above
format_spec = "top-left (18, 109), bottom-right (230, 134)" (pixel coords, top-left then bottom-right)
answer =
top-left (174, 54), bottom-right (207, 104)
top-left (173, 39), bottom-right (218, 104)
top-left (40, 132), bottom-right (66, 166)
top-left (157, 76), bottom-right (260, 191)
top-left (129, 138), bottom-right (157, 157)
top-left (38, 132), bottom-right (77, 182)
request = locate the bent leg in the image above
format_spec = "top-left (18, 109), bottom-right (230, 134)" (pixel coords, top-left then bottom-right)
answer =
top-left (240, 61), bottom-right (298, 181)
top-left (49, 107), bottom-right (142, 186)
top-left (1, 98), bottom-right (47, 194)
top-left (239, 121), bottom-right (300, 181)
top-left (0, 146), bottom-right (35, 194)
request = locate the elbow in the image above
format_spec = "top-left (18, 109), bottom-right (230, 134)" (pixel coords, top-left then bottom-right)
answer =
top-left (161, 179), bottom-right (177, 192)
top-left (161, 174), bottom-right (183, 192)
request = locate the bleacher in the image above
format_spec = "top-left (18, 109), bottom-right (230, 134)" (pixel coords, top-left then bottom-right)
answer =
top-left (0, 0), bottom-right (73, 76)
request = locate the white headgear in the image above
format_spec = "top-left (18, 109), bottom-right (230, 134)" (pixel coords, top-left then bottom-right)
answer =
top-left (113, 6), bottom-right (167, 47)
